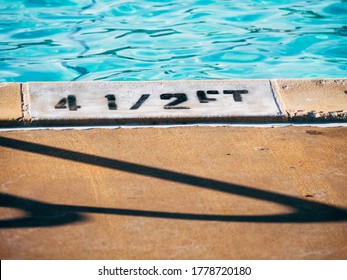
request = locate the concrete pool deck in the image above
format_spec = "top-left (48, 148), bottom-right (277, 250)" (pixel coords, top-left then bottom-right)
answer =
top-left (1, 126), bottom-right (347, 259)
top-left (0, 79), bottom-right (346, 259)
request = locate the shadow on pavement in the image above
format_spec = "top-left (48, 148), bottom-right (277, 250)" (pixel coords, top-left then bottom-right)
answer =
top-left (0, 136), bottom-right (346, 228)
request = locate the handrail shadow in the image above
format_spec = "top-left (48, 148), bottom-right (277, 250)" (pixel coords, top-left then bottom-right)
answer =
top-left (0, 136), bottom-right (346, 228)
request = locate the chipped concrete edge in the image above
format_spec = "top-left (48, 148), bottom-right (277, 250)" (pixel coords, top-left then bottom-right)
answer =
top-left (0, 79), bottom-right (346, 126)
top-left (275, 78), bottom-right (347, 122)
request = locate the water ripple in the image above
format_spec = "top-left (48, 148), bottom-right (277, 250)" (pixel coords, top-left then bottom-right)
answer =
top-left (0, 0), bottom-right (346, 81)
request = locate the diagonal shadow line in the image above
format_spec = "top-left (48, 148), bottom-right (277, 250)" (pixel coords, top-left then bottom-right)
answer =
top-left (0, 135), bottom-right (346, 228)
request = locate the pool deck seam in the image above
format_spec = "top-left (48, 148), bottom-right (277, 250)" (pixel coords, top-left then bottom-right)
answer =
top-left (269, 79), bottom-right (287, 122)
top-left (22, 83), bottom-right (31, 125)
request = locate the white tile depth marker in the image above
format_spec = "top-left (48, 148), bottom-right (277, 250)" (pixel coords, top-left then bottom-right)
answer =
top-left (24, 80), bottom-right (284, 124)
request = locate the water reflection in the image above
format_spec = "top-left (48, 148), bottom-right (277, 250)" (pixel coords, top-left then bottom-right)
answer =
top-left (0, 0), bottom-right (346, 81)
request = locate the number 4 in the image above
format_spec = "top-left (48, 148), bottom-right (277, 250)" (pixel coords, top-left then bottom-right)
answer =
top-left (54, 95), bottom-right (81, 111)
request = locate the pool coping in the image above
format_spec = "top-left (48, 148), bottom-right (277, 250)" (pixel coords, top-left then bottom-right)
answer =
top-left (0, 78), bottom-right (346, 126)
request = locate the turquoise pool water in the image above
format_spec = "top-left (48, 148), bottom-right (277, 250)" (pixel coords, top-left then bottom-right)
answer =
top-left (0, 0), bottom-right (346, 81)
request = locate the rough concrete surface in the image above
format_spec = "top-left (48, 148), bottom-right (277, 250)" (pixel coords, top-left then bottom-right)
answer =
top-left (275, 79), bottom-right (347, 121)
top-left (0, 83), bottom-right (22, 125)
top-left (0, 126), bottom-right (346, 259)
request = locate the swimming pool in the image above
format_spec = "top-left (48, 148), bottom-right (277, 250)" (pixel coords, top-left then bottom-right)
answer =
top-left (0, 0), bottom-right (346, 82)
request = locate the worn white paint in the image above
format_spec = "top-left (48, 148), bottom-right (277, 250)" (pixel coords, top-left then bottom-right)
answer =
top-left (0, 123), bottom-right (346, 132)
top-left (25, 80), bottom-right (283, 123)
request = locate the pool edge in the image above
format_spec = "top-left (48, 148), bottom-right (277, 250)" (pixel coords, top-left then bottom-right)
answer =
top-left (0, 78), bottom-right (346, 126)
